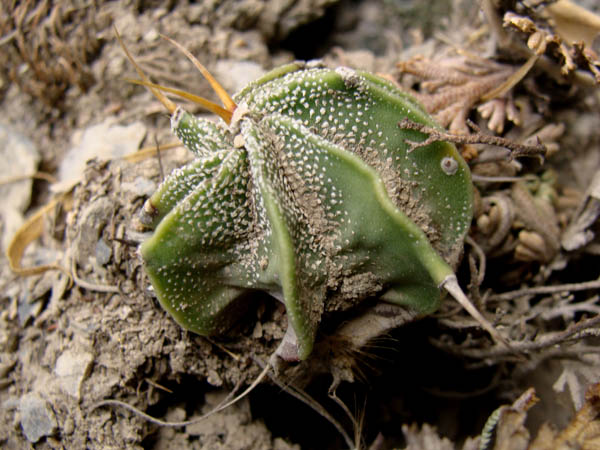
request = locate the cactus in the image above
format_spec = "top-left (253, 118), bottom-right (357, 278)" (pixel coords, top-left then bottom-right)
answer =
top-left (122, 35), bottom-right (505, 362)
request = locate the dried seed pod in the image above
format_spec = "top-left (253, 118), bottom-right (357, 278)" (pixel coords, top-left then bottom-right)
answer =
top-left (120, 36), bottom-right (506, 361)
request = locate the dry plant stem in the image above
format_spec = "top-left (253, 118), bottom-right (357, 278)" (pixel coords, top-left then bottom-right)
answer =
top-left (122, 142), bottom-right (182, 163)
top-left (466, 235), bottom-right (486, 307)
top-left (439, 315), bottom-right (600, 360)
top-left (466, 235), bottom-right (486, 287)
top-left (489, 278), bottom-right (600, 301)
top-left (255, 358), bottom-right (355, 449)
top-left (480, 54), bottom-right (539, 101)
top-left (7, 194), bottom-right (71, 277)
top-left (0, 29), bottom-right (17, 46)
top-left (0, 172), bottom-right (57, 184)
top-left (329, 388), bottom-right (363, 447)
top-left (539, 296), bottom-right (600, 320)
top-left (92, 364), bottom-right (269, 427)
top-left (367, 432), bottom-right (384, 450)
top-left (153, 135), bottom-right (165, 182)
top-left (205, 338), bottom-right (242, 361)
top-left (114, 27), bottom-right (176, 114)
top-left (159, 34), bottom-right (236, 112)
top-left (398, 118), bottom-right (547, 159)
top-left (144, 378), bottom-right (173, 394)
top-left (71, 259), bottom-right (120, 294)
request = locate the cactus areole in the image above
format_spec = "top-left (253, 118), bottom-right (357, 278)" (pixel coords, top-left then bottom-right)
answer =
top-left (138, 61), bottom-right (474, 361)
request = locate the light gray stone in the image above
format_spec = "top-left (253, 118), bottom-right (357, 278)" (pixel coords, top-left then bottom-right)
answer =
top-left (54, 349), bottom-right (93, 399)
top-left (55, 119), bottom-right (146, 192)
top-left (19, 394), bottom-right (57, 443)
top-left (0, 123), bottom-right (40, 250)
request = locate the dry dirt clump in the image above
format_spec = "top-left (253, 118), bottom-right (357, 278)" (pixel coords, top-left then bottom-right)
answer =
top-left (1, 0), bottom-right (600, 449)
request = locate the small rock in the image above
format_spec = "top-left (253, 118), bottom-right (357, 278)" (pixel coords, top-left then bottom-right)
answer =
top-left (0, 123), bottom-right (40, 250)
top-left (72, 197), bottom-right (115, 270)
top-left (121, 176), bottom-right (157, 198)
top-left (0, 355), bottom-right (17, 378)
top-left (17, 297), bottom-right (44, 327)
top-left (214, 59), bottom-right (266, 94)
top-left (19, 394), bottom-right (57, 443)
top-left (54, 350), bottom-right (93, 400)
top-left (143, 28), bottom-right (159, 42)
top-left (95, 238), bottom-right (112, 266)
top-left (206, 369), bottom-right (223, 387)
top-left (54, 119), bottom-right (146, 192)
top-left (62, 417), bottom-right (75, 435)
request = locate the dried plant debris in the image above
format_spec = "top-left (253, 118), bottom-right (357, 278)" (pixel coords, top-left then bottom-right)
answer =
top-left (395, 2), bottom-right (600, 146)
top-left (562, 170), bottom-right (600, 252)
top-left (397, 55), bottom-right (517, 134)
top-left (0, 0), bottom-right (103, 108)
top-left (484, 383), bottom-right (600, 450)
top-left (478, 387), bottom-right (539, 450)
top-left (392, 2), bottom-right (600, 379)
top-left (402, 423), bottom-right (463, 450)
top-left (504, 2), bottom-right (600, 83)
top-left (395, 50), bottom-right (570, 144)
top-left (403, 383), bottom-right (600, 450)
top-left (470, 172), bottom-right (561, 262)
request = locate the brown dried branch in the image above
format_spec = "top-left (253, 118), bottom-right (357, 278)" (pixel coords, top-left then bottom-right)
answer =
top-left (435, 314), bottom-right (600, 360)
top-left (489, 278), bottom-right (600, 302)
top-left (504, 9), bottom-right (600, 83)
top-left (398, 118), bottom-right (547, 159)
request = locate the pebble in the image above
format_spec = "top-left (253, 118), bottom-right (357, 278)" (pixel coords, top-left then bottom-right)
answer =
top-left (0, 123), bottom-right (40, 250)
top-left (214, 59), bottom-right (266, 94)
top-left (95, 238), bottom-right (112, 266)
top-left (121, 176), bottom-right (157, 197)
top-left (54, 119), bottom-right (146, 192)
top-left (19, 394), bottom-right (57, 443)
top-left (54, 350), bottom-right (93, 400)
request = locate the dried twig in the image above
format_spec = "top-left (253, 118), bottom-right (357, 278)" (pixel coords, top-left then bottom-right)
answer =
top-left (92, 363), bottom-right (270, 427)
top-left (435, 315), bottom-right (600, 360)
top-left (398, 118), bottom-right (547, 159)
top-left (91, 375), bottom-right (246, 427)
top-left (254, 357), bottom-right (356, 449)
top-left (71, 258), bottom-right (120, 294)
top-left (489, 278), bottom-right (600, 302)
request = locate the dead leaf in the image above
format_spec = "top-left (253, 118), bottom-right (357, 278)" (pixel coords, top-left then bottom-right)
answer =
top-left (6, 193), bottom-right (71, 278)
top-left (545, 0), bottom-right (600, 48)
top-left (562, 170), bottom-right (600, 251)
top-left (479, 388), bottom-right (538, 450)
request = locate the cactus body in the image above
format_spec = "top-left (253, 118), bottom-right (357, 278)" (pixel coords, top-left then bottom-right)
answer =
top-left (140, 62), bottom-right (473, 360)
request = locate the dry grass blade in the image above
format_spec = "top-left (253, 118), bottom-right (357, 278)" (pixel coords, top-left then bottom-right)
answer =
top-left (122, 142), bottom-right (182, 163)
top-left (93, 363), bottom-right (270, 427)
top-left (6, 194), bottom-right (70, 278)
top-left (114, 26), bottom-right (176, 114)
top-left (160, 34), bottom-right (237, 113)
top-left (125, 78), bottom-right (233, 123)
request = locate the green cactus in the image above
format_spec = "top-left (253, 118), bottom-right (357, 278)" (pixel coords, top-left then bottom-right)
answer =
top-left (122, 37), bottom-right (502, 361)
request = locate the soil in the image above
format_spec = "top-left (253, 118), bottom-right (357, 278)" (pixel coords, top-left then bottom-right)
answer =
top-left (1, 1), bottom-right (600, 449)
